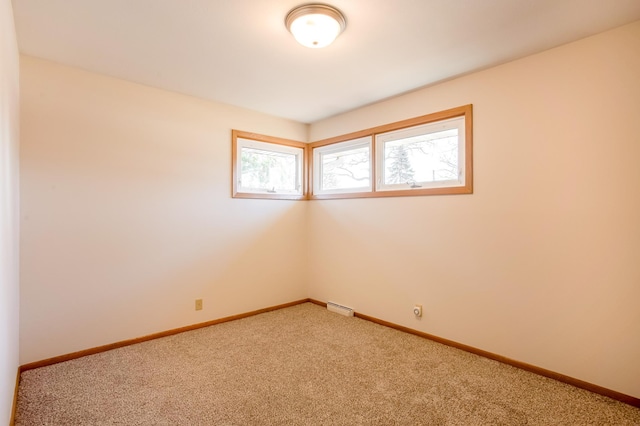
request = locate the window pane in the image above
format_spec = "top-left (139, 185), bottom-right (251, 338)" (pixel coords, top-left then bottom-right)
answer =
top-left (383, 128), bottom-right (459, 185)
top-left (240, 147), bottom-right (299, 192)
top-left (320, 144), bottom-right (370, 191)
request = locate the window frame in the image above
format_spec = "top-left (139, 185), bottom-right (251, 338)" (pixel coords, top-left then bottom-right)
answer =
top-left (309, 104), bottom-right (473, 200)
top-left (232, 130), bottom-right (308, 200)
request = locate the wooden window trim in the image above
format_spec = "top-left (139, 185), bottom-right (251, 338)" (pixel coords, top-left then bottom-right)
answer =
top-left (232, 130), bottom-right (309, 200)
top-left (308, 104), bottom-right (473, 200)
top-left (232, 104), bottom-right (472, 201)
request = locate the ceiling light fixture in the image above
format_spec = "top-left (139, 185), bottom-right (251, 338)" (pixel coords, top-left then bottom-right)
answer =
top-left (285, 4), bottom-right (346, 49)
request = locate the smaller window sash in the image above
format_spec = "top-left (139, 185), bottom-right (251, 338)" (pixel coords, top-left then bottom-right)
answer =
top-left (313, 136), bottom-right (372, 195)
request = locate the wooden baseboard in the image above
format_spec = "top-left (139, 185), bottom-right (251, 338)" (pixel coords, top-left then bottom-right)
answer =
top-left (308, 298), bottom-right (640, 408)
top-left (10, 366), bottom-right (21, 426)
top-left (20, 298), bottom-right (311, 372)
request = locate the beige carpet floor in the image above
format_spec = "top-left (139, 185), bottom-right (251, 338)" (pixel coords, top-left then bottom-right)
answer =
top-left (16, 303), bottom-right (640, 425)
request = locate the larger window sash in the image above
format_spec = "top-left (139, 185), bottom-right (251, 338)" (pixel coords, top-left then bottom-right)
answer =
top-left (375, 116), bottom-right (466, 192)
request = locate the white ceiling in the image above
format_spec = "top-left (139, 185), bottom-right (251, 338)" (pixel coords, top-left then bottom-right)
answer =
top-left (12, 0), bottom-right (640, 123)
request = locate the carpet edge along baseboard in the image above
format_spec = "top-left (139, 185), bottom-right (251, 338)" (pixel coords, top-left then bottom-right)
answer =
top-left (19, 298), bottom-right (310, 372)
top-left (18, 298), bottom-right (639, 409)
top-left (307, 299), bottom-right (639, 408)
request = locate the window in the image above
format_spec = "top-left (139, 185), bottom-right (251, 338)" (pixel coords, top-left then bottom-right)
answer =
top-left (313, 136), bottom-right (372, 195)
top-left (232, 105), bottom-right (472, 201)
top-left (309, 104), bottom-right (472, 199)
top-left (376, 116), bottom-right (466, 192)
top-left (232, 130), bottom-right (306, 200)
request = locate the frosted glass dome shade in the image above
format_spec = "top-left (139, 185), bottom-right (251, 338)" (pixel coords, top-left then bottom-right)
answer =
top-left (286, 4), bottom-right (346, 48)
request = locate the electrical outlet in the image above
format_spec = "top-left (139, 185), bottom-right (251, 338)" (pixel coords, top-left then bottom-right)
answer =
top-left (195, 299), bottom-right (203, 311)
top-left (413, 304), bottom-right (422, 317)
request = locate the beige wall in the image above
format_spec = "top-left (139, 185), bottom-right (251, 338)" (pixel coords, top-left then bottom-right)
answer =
top-left (19, 56), bottom-right (309, 364)
top-left (0, 0), bottom-right (20, 422)
top-left (308, 21), bottom-right (640, 398)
